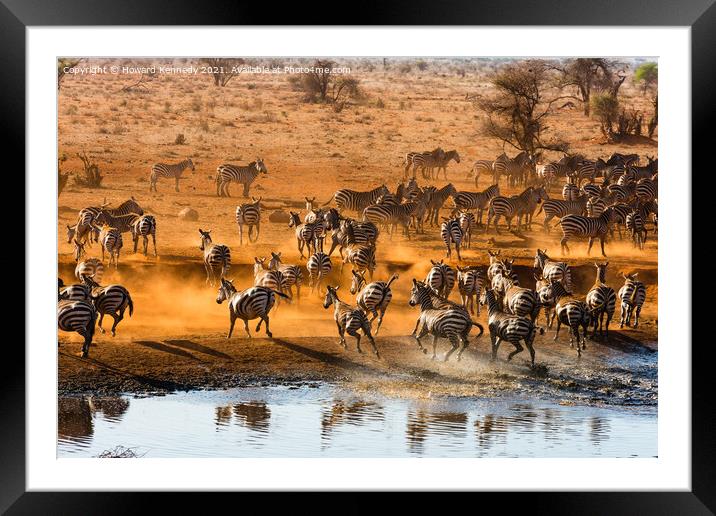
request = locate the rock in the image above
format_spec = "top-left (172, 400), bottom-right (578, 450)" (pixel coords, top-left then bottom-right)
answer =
top-left (178, 207), bottom-right (199, 221)
top-left (269, 210), bottom-right (291, 223)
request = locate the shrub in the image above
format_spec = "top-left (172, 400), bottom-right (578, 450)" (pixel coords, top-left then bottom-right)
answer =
top-left (174, 133), bottom-right (186, 145)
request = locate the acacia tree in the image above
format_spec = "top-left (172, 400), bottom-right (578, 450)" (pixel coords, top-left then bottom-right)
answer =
top-left (57, 58), bottom-right (83, 90)
top-left (299, 60), bottom-right (360, 105)
top-left (555, 58), bottom-right (616, 116)
top-left (477, 60), bottom-right (570, 157)
top-left (201, 58), bottom-right (246, 87)
top-left (635, 62), bottom-right (658, 137)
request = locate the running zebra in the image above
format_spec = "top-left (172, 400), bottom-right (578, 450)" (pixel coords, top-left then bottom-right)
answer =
top-left (99, 226), bottom-right (123, 268)
top-left (440, 217), bottom-right (463, 261)
top-left (350, 271), bottom-right (399, 335)
top-left (323, 185), bottom-right (390, 213)
top-left (307, 250), bottom-right (332, 294)
top-left (58, 298), bottom-right (97, 358)
top-left (618, 273), bottom-right (646, 328)
top-left (558, 207), bottom-right (617, 257)
top-left (425, 183), bottom-right (457, 226)
top-left (534, 273), bottom-right (558, 329)
top-left (626, 210), bottom-right (647, 249)
top-left (131, 215), bottom-right (157, 257)
top-left (533, 249), bottom-right (572, 292)
top-left (409, 279), bottom-right (484, 362)
top-left (253, 257), bottom-right (289, 301)
top-left (424, 259), bottom-right (456, 298)
top-left (198, 229), bottom-right (231, 285)
top-left (452, 184), bottom-right (500, 225)
top-left (327, 218), bottom-right (379, 258)
top-left (471, 160), bottom-right (494, 188)
top-left (216, 158), bottom-right (268, 198)
top-left (81, 276), bottom-right (134, 337)
top-left (288, 212), bottom-right (320, 259)
top-left (537, 195), bottom-right (588, 232)
top-left (492, 272), bottom-right (541, 323)
top-left (457, 266), bottom-right (486, 315)
top-left (75, 257), bottom-right (104, 284)
top-left (323, 285), bottom-right (380, 357)
top-left (268, 252), bottom-right (304, 300)
top-left (216, 278), bottom-right (288, 339)
top-left (486, 186), bottom-right (546, 234)
top-left (149, 158), bottom-right (195, 192)
top-left (551, 280), bottom-right (591, 356)
top-left (342, 244), bottom-right (376, 280)
top-left (236, 197), bottom-right (262, 245)
top-left (480, 288), bottom-right (541, 368)
top-left (58, 281), bottom-right (93, 302)
top-left (586, 262), bottom-right (616, 337)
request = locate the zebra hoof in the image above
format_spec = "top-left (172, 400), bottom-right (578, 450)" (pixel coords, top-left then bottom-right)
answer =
top-left (111, 331), bottom-right (116, 337)
top-left (99, 328), bottom-right (105, 334)
top-left (266, 332), bottom-right (273, 338)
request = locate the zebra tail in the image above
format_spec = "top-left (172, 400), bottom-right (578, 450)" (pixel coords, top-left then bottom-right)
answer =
top-left (271, 289), bottom-right (291, 299)
top-left (127, 291), bottom-right (134, 317)
top-left (321, 194), bottom-right (335, 207)
top-left (386, 273), bottom-right (399, 288)
top-left (470, 321), bottom-right (485, 336)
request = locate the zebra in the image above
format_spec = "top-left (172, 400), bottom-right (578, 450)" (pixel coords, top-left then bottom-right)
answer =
top-left (586, 196), bottom-right (607, 218)
top-left (58, 298), bottom-right (97, 358)
top-left (362, 203), bottom-right (412, 239)
top-left (327, 218), bottom-right (378, 258)
top-left (440, 216), bottom-right (463, 261)
top-left (409, 279), bottom-right (484, 362)
top-left (75, 257), bottom-right (104, 284)
top-left (606, 202), bottom-right (633, 240)
top-left (99, 226), bottom-right (123, 268)
top-left (574, 159), bottom-right (605, 186)
top-left (307, 250), bottom-right (332, 294)
top-left (342, 244), bottom-right (376, 280)
top-left (253, 257), bottom-right (289, 302)
top-left (430, 150), bottom-right (461, 180)
top-left (502, 152), bottom-right (535, 187)
top-left (480, 288), bottom-right (540, 368)
top-left (586, 262), bottom-right (616, 337)
top-left (67, 223), bottom-right (100, 248)
top-left (537, 195), bottom-right (588, 232)
top-left (635, 177), bottom-right (658, 202)
top-left (457, 211), bottom-right (475, 248)
top-left (618, 273), bottom-right (646, 329)
top-left (457, 266), bottom-right (486, 315)
top-left (350, 271), bottom-right (398, 335)
top-left (558, 207), bottom-right (617, 257)
top-left (198, 229), bottom-right (231, 285)
top-left (215, 158), bottom-right (268, 198)
top-left (452, 184), bottom-right (500, 225)
top-left (562, 177), bottom-right (579, 201)
top-left (534, 273), bottom-right (558, 329)
top-left (58, 281), bottom-right (93, 302)
top-left (131, 215), bottom-right (157, 256)
top-left (626, 210), bottom-right (647, 249)
top-left (81, 275), bottom-right (134, 337)
top-left (149, 158), bottom-right (195, 192)
top-left (216, 278), bottom-right (287, 339)
top-left (581, 182), bottom-right (604, 199)
top-left (323, 185), bottom-right (390, 213)
top-left (323, 285), bottom-right (380, 357)
top-left (425, 183), bottom-right (457, 226)
top-left (94, 210), bottom-right (141, 233)
top-left (235, 197), bottom-right (262, 245)
top-left (550, 280), bottom-right (591, 356)
top-left (471, 160), bottom-right (494, 188)
top-left (404, 148), bottom-right (445, 180)
top-left (491, 272), bottom-right (540, 323)
top-left (268, 252), bottom-right (304, 300)
top-left (607, 152), bottom-right (640, 167)
top-left (533, 249), bottom-right (572, 292)
top-left (486, 186), bottom-right (546, 234)
top-left (424, 259), bottom-right (456, 299)
top-left (288, 211), bottom-right (320, 259)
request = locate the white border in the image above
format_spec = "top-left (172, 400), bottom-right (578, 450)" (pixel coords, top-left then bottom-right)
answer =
top-left (28, 27), bottom-right (690, 490)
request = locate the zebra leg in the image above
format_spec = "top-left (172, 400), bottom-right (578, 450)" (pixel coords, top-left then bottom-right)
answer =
top-left (97, 312), bottom-right (106, 334)
top-left (526, 334), bottom-right (536, 369)
top-left (253, 222), bottom-right (260, 243)
top-left (443, 334), bottom-right (461, 362)
top-left (263, 316), bottom-right (273, 338)
top-left (456, 332), bottom-right (471, 362)
top-left (634, 306), bottom-right (642, 328)
top-left (560, 237), bottom-right (570, 255)
top-left (238, 224), bottom-right (243, 246)
top-left (152, 234), bottom-right (157, 257)
top-left (430, 335), bottom-right (438, 360)
top-left (490, 335), bottom-right (500, 361)
top-left (110, 311), bottom-right (123, 337)
top-left (581, 321), bottom-right (589, 349)
top-left (364, 325), bottom-right (379, 357)
top-left (133, 234), bottom-right (139, 253)
top-left (507, 340), bottom-right (523, 362)
top-left (600, 237), bottom-right (607, 257)
top-left (175, 177), bottom-right (180, 192)
top-left (347, 329), bottom-right (362, 353)
top-left (336, 321), bottom-right (347, 349)
top-left (619, 303), bottom-right (626, 328)
top-left (554, 319), bottom-right (561, 341)
top-left (243, 184), bottom-right (249, 198)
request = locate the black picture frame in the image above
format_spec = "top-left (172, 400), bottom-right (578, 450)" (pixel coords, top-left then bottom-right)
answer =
top-left (8, 0), bottom-right (708, 512)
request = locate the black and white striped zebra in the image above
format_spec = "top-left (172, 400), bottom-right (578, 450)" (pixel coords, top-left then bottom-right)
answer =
top-left (58, 298), bottom-right (97, 358)
top-left (425, 183), bottom-right (457, 226)
top-left (581, 182), bottom-right (603, 199)
top-left (534, 273), bottom-right (558, 329)
top-left (635, 177), bottom-right (658, 202)
top-left (324, 185), bottom-right (390, 213)
top-left (75, 257), bottom-right (104, 284)
top-left (586, 196), bottom-right (607, 218)
top-left (471, 160), bottom-right (494, 188)
top-left (562, 177), bottom-right (579, 201)
top-left (457, 266), bottom-right (486, 315)
top-left (626, 210), bottom-right (647, 249)
top-left (618, 273), bottom-right (646, 328)
top-left (537, 195), bottom-right (588, 232)
top-left (409, 279), bottom-right (483, 362)
top-left (268, 252), bottom-right (304, 300)
top-left (440, 216), bottom-right (463, 261)
top-left (425, 259), bottom-right (456, 299)
top-left (403, 148), bottom-right (445, 180)
top-left (131, 215), bottom-right (157, 256)
top-left (486, 186), bottom-right (547, 234)
top-left (216, 278), bottom-right (287, 339)
top-left (342, 244), bottom-right (376, 280)
top-left (307, 251), bottom-right (332, 294)
top-left (480, 288), bottom-right (540, 368)
top-left (362, 203), bottom-right (412, 239)
top-left (491, 272), bottom-right (541, 323)
top-left (533, 249), bottom-right (572, 292)
top-left (550, 280), bottom-right (591, 356)
top-left (326, 218), bottom-right (378, 258)
top-left (457, 211), bottom-right (475, 248)
top-left (452, 184), bottom-right (500, 225)
top-left (99, 226), bottom-right (123, 268)
top-left (586, 262), bottom-right (616, 337)
top-left (558, 207), bottom-right (617, 257)
top-left (59, 282), bottom-right (93, 302)
top-left (236, 197), bottom-right (262, 245)
top-left (429, 150), bottom-right (461, 180)
top-left (94, 210), bottom-right (141, 233)
top-left (198, 229), bottom-right (231, 286)
top-left (216, 158), bottom-right (268, 198)
top-left (486, 250), bottom-right (506, 282)
top-left (150, 158), bottom-right (195, 192)
top-left (323, 285), bottom-right (379, 357)
top-left (350, 271), bottom-right (398, 335)
top-left (81, 275), bottom-right (134, 336)
top-left (67, 223), bottom-right (100, 248)
top-left (253, 257), bottom-right (289, 302)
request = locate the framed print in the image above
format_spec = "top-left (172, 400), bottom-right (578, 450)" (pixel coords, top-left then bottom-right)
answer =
top-left (8, 0), bottom-right (711, 512)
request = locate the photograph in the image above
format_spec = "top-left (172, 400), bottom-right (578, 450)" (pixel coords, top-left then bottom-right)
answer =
top-left (55, 55), bottom-right (660, 459)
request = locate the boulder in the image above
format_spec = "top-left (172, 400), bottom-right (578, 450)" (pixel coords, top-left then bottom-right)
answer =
top-left (178, 207), bottom-right (199, 221)
top-left (268, 210), bottom-right (291, 223)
